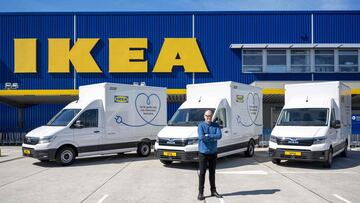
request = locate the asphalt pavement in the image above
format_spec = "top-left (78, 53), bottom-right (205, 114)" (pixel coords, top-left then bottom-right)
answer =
top-left (0, 146), bottom-right (359, 203)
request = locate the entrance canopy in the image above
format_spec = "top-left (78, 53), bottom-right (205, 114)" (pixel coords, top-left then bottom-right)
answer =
top-left (0, 83), bottom-right (359, 108)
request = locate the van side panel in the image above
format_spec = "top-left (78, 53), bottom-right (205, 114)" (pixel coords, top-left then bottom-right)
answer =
top-left (103, 84), bottom-right (167, 147)
top-left (231, 84), bottom-right (263, 143)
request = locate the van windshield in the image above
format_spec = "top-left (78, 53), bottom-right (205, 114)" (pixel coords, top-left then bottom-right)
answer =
top-left (168, 108), bottom-right (215, 126)
top-left (277, 108), bottom-right (329, 126)
top-left (47, 109), bottom-right (81, 126)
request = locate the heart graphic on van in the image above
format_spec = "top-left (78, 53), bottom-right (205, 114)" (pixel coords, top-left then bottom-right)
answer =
top-left (247, 93), bottom-right (260, 123)
top-left (135, 93), bottom-right (161, 124)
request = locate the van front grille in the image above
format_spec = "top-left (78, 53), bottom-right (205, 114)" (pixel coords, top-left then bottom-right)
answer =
top-left (277, 137), bottom-right (313, 146)
top-left (23, 137), bottom-right (39, 145)
top-left (158, 138), bottom-right (187, 146)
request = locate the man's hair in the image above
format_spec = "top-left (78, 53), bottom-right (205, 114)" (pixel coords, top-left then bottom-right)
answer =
top-left (204, 110), bottom-right (213, 115)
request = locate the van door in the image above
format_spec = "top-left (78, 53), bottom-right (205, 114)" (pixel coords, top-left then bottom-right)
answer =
top-left (72, 109), bottom-right (103, 154)
top-left (328, 108), bottom-right (339, 149)
top-left (213, 102), bottom-right (232, 154)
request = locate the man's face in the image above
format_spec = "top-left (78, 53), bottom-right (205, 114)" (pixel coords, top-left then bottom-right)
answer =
top-left (204, 110), bottom-right (213, 124)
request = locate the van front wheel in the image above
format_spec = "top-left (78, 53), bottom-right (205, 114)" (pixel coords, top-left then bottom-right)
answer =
top-left (137, 142), bottom-right (151, 157)
top-left (56, 147), bottom-right (75, 166)
top-left (272, 159), bottom-right (281, 165)
top-left (160, 160), bottom-right (173, 165)
top-left (323, 148), bottom-right (333, 168)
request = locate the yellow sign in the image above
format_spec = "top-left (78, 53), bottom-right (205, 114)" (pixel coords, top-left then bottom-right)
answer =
top-left (13, 38), bottom-right (209, 74)
top-left (114, 95), bottom-right (129, 103)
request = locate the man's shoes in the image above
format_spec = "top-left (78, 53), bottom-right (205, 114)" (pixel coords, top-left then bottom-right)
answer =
top-left (211, 190), bottom-right (223, 198)
top-left (197, 192), bottom-right (205, 201)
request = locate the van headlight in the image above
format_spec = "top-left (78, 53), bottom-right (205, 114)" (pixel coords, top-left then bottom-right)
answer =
top-left (38, 136), bottom-right (56, 144)
top-left (313, 136), bottom-right (326, 145)
top-left (269, 135), bottom-right (277, 143)
top-left (187, 138), bottom-right (198, 145)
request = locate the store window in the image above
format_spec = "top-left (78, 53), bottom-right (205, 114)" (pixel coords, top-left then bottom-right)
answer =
top-left (266, 50), bottom-right (287, 72)
top-left (315, 50), bottom-right (334, 72)
top-left (242, 50), bottom-right (263, 72)
top-left (339, 50), bottom-right (358, 72)
top-left (241, 48), bottom-right (359, 73)
top-left (291, 50), bottom-right (310, 72)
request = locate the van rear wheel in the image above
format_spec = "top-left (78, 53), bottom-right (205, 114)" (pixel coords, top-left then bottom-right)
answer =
top-left (137, 142), bottom-right (151, 157)
top-left (56, 147), bottom-right (75, 166)
top-left (340, 141), bottom-right (348, 157)
top-left (245, 140), bottom-right (255, 157)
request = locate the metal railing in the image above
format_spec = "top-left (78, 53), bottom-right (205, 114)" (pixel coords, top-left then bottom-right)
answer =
top-left (351, 134), bottom-right (360, 148)
top-left (259, 128), bottom-right (272, 147)
top-left (0, 132), bottom-right (27, 146)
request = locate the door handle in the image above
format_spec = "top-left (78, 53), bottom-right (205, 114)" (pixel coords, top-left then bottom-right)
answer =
top-left (94, 130), bottom-right (100, 133)
top-left (224, 131), bottom-right (228, 133)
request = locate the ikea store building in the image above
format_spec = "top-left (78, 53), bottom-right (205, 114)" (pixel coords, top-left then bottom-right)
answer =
top-left (1, 11), bottom-right (360, 141)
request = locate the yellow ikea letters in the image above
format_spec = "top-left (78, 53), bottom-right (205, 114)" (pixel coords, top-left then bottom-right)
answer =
top-left (48, 38), bottom-right (101, 73)
top-left (14, 39), bottom-right (37, 73)
top-left (109, 38), bottom-right (148, 73)
top-left (153, 38), bottom-right (209, 73)
top-left (13, 38), bottom-right (208, 74)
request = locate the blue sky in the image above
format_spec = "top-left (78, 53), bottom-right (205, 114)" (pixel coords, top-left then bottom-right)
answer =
top-left (0, 0), bottom-right (359, 12)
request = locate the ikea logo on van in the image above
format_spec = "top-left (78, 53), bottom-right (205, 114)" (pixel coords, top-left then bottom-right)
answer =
top-left (236, 95), bottom-right (244, 103)
top-left (114, 95), bottom-right (129, 103)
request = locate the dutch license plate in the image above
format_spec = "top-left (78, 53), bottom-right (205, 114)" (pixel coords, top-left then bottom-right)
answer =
top-left (23, 149), bottom-right (31, 155)
top-left (163, 151), bottom-right (177, 157)
top-left (284, 151), bottom-right (301, 156)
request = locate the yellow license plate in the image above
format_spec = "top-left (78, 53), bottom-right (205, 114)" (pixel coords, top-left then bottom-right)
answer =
top-left (23, 149), bottom-right (31, 155)
top-left (163, 151), bottom-right (177, 157)
top-left (284, 151), bottom-right (301, 156)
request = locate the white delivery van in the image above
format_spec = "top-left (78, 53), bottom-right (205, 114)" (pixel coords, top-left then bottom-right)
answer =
top-left (22, 83), bottom-right (167, 165)
top-left (155, 81), bottom-right (263, 164)
top-left (269, 81), bottom-right (351, 168)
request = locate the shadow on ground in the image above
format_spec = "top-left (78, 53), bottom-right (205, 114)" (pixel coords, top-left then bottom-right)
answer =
top-left (33, 152), bottom-right (157, 168)
top-left (222, 189), bottom-right (281, 197)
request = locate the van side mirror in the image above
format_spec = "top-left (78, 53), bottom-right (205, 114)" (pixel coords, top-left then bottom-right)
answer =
top-left (215, 120), bottom-right (224, 129)
top-left (331, 120), bottom-right (341, 129)
top-left (73, 120), bottom-right (84, 128)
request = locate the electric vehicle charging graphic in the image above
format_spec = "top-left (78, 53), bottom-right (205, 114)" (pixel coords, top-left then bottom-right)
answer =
top-left (236, 92), bottom-right (262, 127)
top-left (114, 93), bottom-right (165, 127)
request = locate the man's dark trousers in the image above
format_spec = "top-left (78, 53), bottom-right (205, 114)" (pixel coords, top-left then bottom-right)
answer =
top-left (198, 152), bottom-right (217, 193)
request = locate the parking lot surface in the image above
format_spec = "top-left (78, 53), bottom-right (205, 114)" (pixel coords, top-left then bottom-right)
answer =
top-left (0, 147), bottom-right (359, 203)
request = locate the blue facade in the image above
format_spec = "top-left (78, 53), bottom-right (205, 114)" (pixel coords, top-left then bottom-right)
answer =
top-left (0, 11), bottom-right (360, 132)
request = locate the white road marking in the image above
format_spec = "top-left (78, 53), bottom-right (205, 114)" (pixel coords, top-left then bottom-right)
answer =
top-left (281, 171), bottom-right (357, 174)
top-left (97, 194), bottom-right (109, 203)
top-left (217, 170), bottom-right (357, 175)
top-left (217, 170), bottom-right (268, 175)
top-left (333, 194), bottom-right (352, 203)
top-left (218, 197), bottom-right (226, 203)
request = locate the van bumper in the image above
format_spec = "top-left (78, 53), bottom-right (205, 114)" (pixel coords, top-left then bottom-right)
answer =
top-left (269, 148), bottom-right (329, 162)
top-left (22, 147), bottom-right (57, 161)
top-left (155, 149), bottom-right (199, 162)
